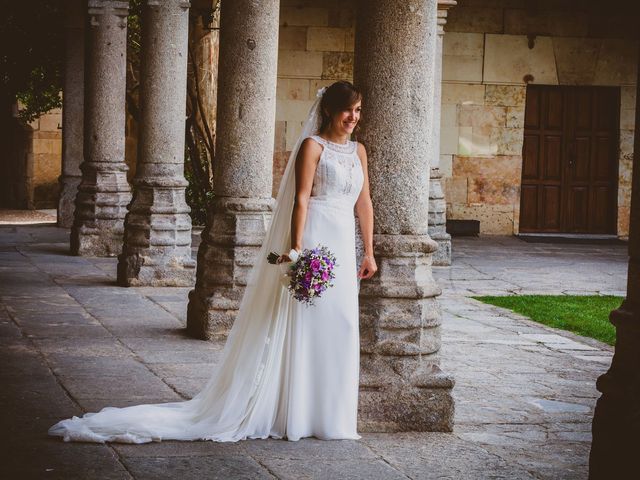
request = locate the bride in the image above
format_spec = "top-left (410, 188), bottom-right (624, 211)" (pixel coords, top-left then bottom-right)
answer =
top-left (49, 80), bottom-right (376, 443)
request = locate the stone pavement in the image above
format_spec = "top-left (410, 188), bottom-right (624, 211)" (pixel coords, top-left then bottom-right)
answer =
top-left (0, 225), bottom-right (627, 479)
top-left (0, 209), bottom-right (57, 225)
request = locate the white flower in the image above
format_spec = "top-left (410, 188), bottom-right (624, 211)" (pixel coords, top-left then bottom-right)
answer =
top-left (316, 86), bottom-right (327, 98)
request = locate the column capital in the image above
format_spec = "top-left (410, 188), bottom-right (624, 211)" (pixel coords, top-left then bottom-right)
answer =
top-left (437, 0), bottom-right (456, 34)
top-left (88, 0), bottom-right (129, 18)
top-left (146, 0), bottom-right (190, 9)
top-left (437, 0), bottom-right (457, 10)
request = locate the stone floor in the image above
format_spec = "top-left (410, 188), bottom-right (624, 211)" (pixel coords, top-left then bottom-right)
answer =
top-left (0, 224), bottom-right (627, 479)
top-left (0, 209), bottom-right (56, 225)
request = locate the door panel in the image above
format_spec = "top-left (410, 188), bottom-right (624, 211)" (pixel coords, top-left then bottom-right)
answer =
top-left (594, 137), bottom-right (612, 180)
top-left (541, 186), bottom-right (561, 230)
top-left (544, 135), bottom-right (563, 180)
top-left (520, 185), bottom-right (538, 230)
top-left (592, 186), bottom-right (611, 231)
top-left (524, 88), bottom-right (541, 128)
top-left (520, 85), bottom-right (619, 234)
top-left (522, 135), bottom-right (539, 179)
top-left (567, 187), bottom-right (589, 232)
top-left (573, 136), bottom-right (590, 182)
top-left (574, 89), bottom-right (592, 130)
top-left (546, 89), bottom-right (564, 129)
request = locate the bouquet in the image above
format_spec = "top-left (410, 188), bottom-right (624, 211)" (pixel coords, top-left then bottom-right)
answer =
top-left (267, 245), bottom-right (337, 306)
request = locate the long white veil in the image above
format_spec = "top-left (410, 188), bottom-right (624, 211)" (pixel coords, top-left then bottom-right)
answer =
top-left (49, 89), bottom-right (326, 443)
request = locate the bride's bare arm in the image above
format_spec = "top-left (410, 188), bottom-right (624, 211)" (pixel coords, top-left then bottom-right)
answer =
top-left (355, 142), bottom-right (377, 279)
top-left (290, 138), bottom-right (322, 253)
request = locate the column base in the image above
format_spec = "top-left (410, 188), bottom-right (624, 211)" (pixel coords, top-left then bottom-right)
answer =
top-left (359, 363), bottom-right (455, 432)
top-left (71, 167), bottom-right (131, 257)
top-left (187, 197), bottom-right (273, 340)
top-left (117, 182), bottom-right (195, 287)
top-left (117, 251), bottom-right (195, 287)
top-left (358, 233), bottom-right (455, 432)
top-left (431, 231), bottom-right (452, 266)
top-left (187, 285), bottom-right (243, 340)
top-left (57, 175), bottom-right (81, 228)
top-left (71, 222), bottom-right (125, 257)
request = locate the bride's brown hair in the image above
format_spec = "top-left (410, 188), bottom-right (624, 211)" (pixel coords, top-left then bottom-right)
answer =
top-left (319, 81), bottom-right (362, 134)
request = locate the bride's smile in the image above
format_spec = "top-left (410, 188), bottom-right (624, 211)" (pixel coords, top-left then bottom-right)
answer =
top-left (326, 102), bottom-right (362, 142)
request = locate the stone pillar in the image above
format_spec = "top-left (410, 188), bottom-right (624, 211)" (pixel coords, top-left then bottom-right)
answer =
top-left (71, 0), bottom-right (131, 257)
top-left (57, 0), bottom-right (84, 228)
top-left (354, 0), bottom-right (454, 432)
top-left (187, 0), bottom-right (278, 340)
top-left (589, 53), bottom-right (640, 478)
top-left (429, 0), bottom-right (456, 266)
top-left (117, 0), bottom-right (195, 286)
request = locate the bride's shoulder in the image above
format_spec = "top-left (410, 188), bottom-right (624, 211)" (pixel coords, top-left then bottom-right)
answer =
top-left (303, 135), bottom-right (323, 147)
top-left (297, 136), bottom-right (324, 163)
top-left (301, 136), bottom-right (325, 155)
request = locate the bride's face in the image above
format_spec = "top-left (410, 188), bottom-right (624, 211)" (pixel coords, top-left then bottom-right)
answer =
top-left (330, 101), bottom-right (361, 136)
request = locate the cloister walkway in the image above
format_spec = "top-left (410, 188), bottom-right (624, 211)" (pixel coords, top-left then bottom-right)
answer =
top-left (0, 223), bottom-right (626, 479)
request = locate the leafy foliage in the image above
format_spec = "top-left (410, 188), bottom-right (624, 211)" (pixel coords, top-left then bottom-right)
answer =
top-left (0, 1), bottom-right (63, 122)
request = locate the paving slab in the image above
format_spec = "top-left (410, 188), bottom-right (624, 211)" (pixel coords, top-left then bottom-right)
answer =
top-left (121, 455), bottom-right (273, 480)
top-left (0, 226), bottom-right (623, 478)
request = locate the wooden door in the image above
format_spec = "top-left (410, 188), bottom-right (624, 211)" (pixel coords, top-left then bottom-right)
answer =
top-left (519, 85), bottom-right (619, 234)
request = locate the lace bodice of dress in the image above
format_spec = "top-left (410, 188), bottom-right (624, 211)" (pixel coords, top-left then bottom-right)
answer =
top-left (308, 135), bottom-right (364, 202)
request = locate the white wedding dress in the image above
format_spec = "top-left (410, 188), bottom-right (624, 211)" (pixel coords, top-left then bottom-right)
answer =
top-left (49, 93), bottom-right (365, 443)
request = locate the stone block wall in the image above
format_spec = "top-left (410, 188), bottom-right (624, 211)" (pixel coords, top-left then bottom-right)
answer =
top-left (274, 0), bottom-right (355, 195)
top-left (441, 0), bottom-right (638, 237)
top-left (16, 109), bottom-right (63, 209)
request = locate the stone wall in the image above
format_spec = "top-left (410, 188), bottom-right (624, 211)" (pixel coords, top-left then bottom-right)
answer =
top-left (16, 109), bottom-right (63, 209)
top-left (274, 0), bottom-right (355, 195)
top-left (441, 0), bottom-right (638, 236)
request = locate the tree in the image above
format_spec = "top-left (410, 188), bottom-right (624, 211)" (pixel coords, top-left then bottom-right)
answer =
top-left (0, 1), bottom-right (63, 122)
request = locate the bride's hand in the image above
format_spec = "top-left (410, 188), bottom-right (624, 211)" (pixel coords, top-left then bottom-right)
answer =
top-left (276, 254), bottom-right (291, 264)
top-left (358, 255), bottom-right (377, 279)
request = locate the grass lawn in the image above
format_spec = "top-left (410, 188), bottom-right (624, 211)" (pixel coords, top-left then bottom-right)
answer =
top-left (473, 295), bottom-right (623, 346)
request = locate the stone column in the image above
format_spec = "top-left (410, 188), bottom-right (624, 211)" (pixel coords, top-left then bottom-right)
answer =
top-left (117, 0), bottom-right (195, 286)
top-left (187, 0), bottom-right (278, 340)
top-left (429, 0), bottom-right (456, 266)
top-left (57, 0), bottom-right (84, 228)
top-left (71, 0), bottom-right (131, 257)
top-left (589, 53), bottom-right (640, 478)
top-left (354, 0), bottom-right (454, 432)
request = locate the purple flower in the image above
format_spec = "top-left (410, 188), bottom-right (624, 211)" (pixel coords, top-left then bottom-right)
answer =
top-left (284, 244), bottom-right (337, 306)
